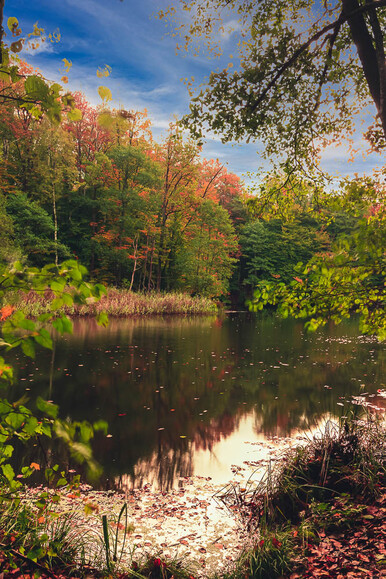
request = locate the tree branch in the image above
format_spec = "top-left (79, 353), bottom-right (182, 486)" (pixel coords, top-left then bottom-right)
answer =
top-left (249, 0), bottom-right (386, 127)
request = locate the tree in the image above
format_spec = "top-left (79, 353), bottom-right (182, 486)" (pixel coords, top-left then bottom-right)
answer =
top-left (160, 0), bottom-right (386, 171)
top-left (239, 217), bottom-right (329, 294)
top-left (176, 200), bottom-right (239, 296)
top-left (248, 177), bottom-right (385, 338)
top-left (6, 193), bottom-right (71, 266)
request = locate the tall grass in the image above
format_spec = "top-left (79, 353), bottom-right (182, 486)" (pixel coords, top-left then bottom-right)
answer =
top-left (220, 415), bottom-right (386, 529)
top-left (217, 415), bottom-right (385, 578)
top-left (0, 493), bottom-right (101, 576)
top-left (9, 288), bottom-right (218, 317)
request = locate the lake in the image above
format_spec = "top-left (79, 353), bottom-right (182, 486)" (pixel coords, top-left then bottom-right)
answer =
top-left (9, 313), bottom-right (385, 491)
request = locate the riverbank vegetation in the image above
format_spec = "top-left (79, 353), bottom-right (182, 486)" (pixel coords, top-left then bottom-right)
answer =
top-left (0, 415), bottom-right (384, 577)
top-left (8, 288), bottom-right (218, 317)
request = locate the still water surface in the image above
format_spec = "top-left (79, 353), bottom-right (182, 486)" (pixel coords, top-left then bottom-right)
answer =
top-left (11, 313), bottom-right (384, 490)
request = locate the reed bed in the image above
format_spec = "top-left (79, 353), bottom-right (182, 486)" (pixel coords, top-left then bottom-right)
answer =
top-left (9, 288), bottom-right (218, 317)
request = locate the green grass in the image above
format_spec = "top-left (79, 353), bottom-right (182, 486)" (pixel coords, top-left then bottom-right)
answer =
top-left (219, 528), bottom-right (294, 579)
top-left (231, 415), bottom-right (386, 528)
top-left (0, 493), bottom-right (96, 576)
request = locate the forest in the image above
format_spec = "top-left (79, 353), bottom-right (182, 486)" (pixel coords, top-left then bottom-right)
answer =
top-left (0, 61), bottom-right (383, 321)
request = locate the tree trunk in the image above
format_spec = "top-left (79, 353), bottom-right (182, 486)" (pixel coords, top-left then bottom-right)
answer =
top-left (342, 0), bottom-right (386, 136)
top-left (0, 0), bottom-right (5, 66)
top-left (52, 181), bottom-right (58, 267)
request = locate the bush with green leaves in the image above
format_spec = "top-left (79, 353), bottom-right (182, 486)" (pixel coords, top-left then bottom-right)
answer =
top-left (0, 259), bottom-right (108, 492)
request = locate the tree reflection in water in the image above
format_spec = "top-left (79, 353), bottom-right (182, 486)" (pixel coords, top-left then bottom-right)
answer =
top-left (8, 314), bottom-right (384, 490)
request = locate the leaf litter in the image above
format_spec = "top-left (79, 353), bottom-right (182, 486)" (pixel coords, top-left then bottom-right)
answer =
top-left (22, 435), bottom-right (307, 576)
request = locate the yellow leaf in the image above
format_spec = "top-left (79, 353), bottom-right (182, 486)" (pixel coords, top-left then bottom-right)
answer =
top-left (98, 86), bottom-right (112, 103)
top-left (62, 58), bottom-right (72, 73)
top-left (32, 22), bottom-right (44, 37)
top-left (7, 17), bottom-right (21, 36)
top-left (52, 29), bottom-right (61, 42)
top-left (96, 64), bottom-right (112, 78)
top-left (61, 75), bottom-right (69, 84)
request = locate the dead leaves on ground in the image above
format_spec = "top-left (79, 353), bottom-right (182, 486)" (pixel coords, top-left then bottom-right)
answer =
top-left (290, 490), bottom-right (386, 578)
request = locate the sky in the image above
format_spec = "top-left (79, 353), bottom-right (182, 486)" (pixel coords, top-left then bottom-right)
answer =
top-left (4, 0), bottom-right (384, 188)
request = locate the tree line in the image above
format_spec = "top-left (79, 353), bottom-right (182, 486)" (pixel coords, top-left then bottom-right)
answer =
top-left (0, 67), bottom-right (383, 331)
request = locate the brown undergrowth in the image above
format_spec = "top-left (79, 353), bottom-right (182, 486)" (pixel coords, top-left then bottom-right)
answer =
top-left (8, 289), bottom-right (218, 317)
top-left (217, 415), bottom-right (386, 578)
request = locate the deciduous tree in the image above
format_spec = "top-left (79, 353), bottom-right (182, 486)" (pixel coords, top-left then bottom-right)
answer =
top-left (160, 0), bottom-right (386, 171)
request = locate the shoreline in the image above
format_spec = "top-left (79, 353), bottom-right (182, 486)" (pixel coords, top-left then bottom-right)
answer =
top-left (8, 289), bottom-right (220, 318)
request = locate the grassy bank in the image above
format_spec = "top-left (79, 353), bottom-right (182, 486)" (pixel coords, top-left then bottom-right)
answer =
top-left (9, 288), bottom-right (218, 317)
top-left (220, 415), bottom-right (386, 578)
top-left (0, 416), bottom-right (384, 578)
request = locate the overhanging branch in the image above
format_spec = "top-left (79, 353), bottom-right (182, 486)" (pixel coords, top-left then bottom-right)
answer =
top-left (249, 0), bottom-right (386, 117)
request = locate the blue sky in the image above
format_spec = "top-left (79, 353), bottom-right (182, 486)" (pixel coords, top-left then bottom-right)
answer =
top-left (4, 0), bottom-right (383, 187)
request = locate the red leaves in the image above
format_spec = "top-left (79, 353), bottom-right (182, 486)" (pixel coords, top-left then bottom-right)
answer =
top-left (0, 304), bottom-right (15, 321)
top-left (292, 487), bottom-right (386, 578)
top-left (153, 558), bottom-right (167, 569)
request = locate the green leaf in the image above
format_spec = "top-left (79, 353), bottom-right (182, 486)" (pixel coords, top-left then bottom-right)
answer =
top-left (93, 420), bottom-right (108, 434)
top-left (1, 445), bottom-right (14, 458)
top-left (61, 315), bottom-right (73, 334)
top-left (52, 318), bottom-right (64, 333)
top-left (56, 477), bottom-right (67, 487)
top-left (36, 397), bottom-right (58, 419)
top-left (1, 463), bottom-right (15, 482)
top-left (24, 75), bottom-right (49, 100)
top-left (50, 280), bottom-right (66, 293)
top-left (51, 298), bottom-right (64, 310)
top-left (96, 312), bottom-right (109, 327)
top-left (23, 416), bottom-right (39, 435)
top-left (21, 338), bottom-right (35, 359)
top-left (67, 108), bottom-right (83, 122)
top-left (34, 329), bottom-right (53, 350)
top-left (5, 412), bottom-right (25, 430)
top-left (62, 293), bottom-right (73, 306)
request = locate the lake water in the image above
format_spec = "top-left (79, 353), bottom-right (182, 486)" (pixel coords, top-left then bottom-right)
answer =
top-left (10, 313), bottom-right (385, 491)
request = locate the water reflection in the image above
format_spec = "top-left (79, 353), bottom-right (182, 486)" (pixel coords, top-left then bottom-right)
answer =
top-left (9, 313), bottom-right (385, 490)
